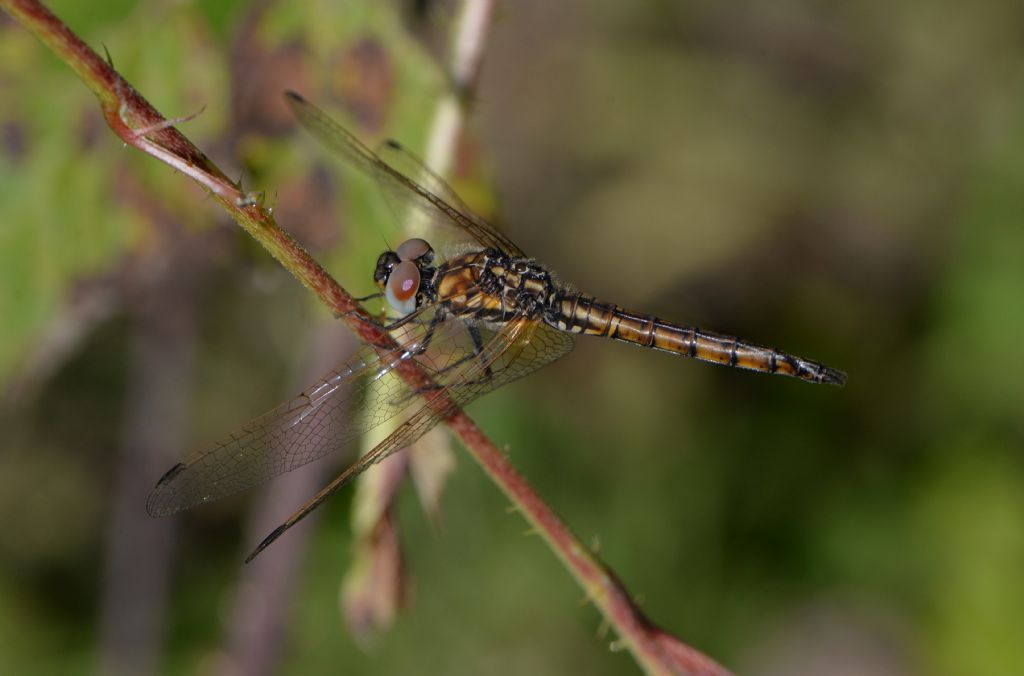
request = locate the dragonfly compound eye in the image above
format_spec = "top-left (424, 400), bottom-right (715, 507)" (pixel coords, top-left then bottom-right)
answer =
top-left (374, 251), bottom-right (401, 288)
top-left (396, 237), bottom-right (433, 263)
top-left (385, 260), bottom-right (421, 315)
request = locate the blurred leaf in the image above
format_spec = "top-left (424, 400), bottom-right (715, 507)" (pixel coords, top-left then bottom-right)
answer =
top-left (0, 5), bottom-right (227, 390)
top-left (927, 117), bottom-right (1024, 418)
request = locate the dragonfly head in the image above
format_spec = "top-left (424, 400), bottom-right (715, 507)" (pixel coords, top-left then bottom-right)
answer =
top-left (374, 238), bottom-right (435, 316)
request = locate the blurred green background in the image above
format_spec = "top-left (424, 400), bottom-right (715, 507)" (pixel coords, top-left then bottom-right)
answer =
top-left (1, 1), bottom-right (1023, 674)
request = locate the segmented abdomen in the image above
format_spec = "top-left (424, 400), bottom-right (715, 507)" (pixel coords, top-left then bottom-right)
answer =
top-left (548, 295), bottom-right (846, 385)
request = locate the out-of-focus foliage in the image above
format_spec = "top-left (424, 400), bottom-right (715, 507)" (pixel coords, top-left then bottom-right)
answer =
top-left (0, 1), bottom-right (229, 389)
top-left (1, 0), bottom-right (1023, 675)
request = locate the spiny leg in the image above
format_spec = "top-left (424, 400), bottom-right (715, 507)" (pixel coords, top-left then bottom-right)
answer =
top-left (408, 324), bottom-right (498, 397)
top-left (386, 313), bottom-right (452, 407)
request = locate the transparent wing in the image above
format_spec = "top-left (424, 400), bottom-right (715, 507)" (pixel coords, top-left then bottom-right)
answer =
top-left (245, 320), bottom-right (575, 560)
top-left (374, 138), bottom-right (477, 224)
top-left (372, 137), bottom-right (508, 249)
top-left (284, 91), bottom-right (524, 256)
top-left (147, 307), bottom-right (497, 516)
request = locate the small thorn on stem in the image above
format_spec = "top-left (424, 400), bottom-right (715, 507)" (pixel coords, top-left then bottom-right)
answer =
top-left (128, 105), bottom-right (207, 140)
top-left (236, 191), bottom-right (264, 208)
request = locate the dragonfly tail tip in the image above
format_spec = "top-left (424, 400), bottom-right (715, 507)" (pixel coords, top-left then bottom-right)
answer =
top-left (821, 367), bottom-right (848, 387)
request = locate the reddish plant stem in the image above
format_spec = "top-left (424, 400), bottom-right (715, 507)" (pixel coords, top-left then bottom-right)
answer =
top-left (0, 1), bottom-right (730, 673)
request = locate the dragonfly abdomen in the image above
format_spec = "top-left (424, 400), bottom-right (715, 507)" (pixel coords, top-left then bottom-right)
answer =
top-left (547, 294), bottom-right (845, 385)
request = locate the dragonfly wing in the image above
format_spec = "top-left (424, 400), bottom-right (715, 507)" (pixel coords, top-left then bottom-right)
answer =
top-left (379, 318), bottom-right (576, 452)
top-left (245, 318), bottom-right (575, 560)
top-left (372, 137), bottom-right (522, 254)
top-left (147, 308), bottom-right (482, 516)
top-left (284, 91), bottom-right (524, 256)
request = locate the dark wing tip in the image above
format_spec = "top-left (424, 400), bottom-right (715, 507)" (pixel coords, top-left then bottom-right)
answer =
top-left (146, 463), bottom-right (188, 517)
top-left (245, 524), bottom-right (288, 563)
top-left (145, 489), bottom-right (173, 518)
top-left (284, 90), bottom-right (305, 103)
top-left (154, 462), bottom-right (187, 487)
top-left (145, 494), bottom-right (167, 518)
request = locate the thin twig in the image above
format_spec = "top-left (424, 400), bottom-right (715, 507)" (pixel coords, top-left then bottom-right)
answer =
top-left (0, 1), bottom-right (729, 673)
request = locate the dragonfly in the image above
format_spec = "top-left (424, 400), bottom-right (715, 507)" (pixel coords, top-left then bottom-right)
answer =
top-left (147, 91), bottom-right (846, 562)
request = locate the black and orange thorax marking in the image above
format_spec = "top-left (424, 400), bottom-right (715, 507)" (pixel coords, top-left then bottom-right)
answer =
top-left (433, 249), bottom-right (556, 322)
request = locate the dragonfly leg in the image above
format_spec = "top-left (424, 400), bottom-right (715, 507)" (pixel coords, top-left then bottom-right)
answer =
top-left (385, 314), bottom-right (453, 406)
top-left (409, 313), bottom-right (445, 358)
top-left (333, 293), bottom-right (384, 321)
top-left (387, 321), bottom-right (496, 407)
top-left (382, 314), bottom-right (434, 328)
top-left (467, 325), bottom-right (496, 379)
top-left (405, 324), bottom-right (497, 399)
top-left (335, 306), bottom-right (431, 341)
top-left (383, 311), bottom-right (430, 332)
